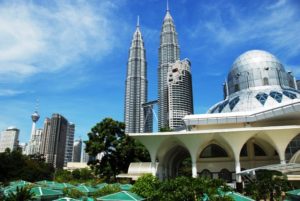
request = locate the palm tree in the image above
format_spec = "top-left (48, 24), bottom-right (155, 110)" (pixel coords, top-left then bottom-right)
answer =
top-left (5, 186), bottom-right (34, 201)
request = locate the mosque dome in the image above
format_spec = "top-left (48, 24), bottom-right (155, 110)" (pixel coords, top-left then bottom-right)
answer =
top-left (208, 50), bottom-right (300, 114)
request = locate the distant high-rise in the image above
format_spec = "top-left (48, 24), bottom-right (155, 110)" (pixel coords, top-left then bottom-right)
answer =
top-left (124, 17), bottom-right (149, 133)
top-left (168, 59), bottom-right (194, 129)
top-left (297, 80), bottom-right (300, 90)
top-left (158, 4), bottom-right (180, 130)
top-left (28, 129), bottom-right (43, 155)
top-left (72, 139), bottom-right (82, 162)
top-left (44, 114), bottom-right (68, 168)
top-left (64, 123), bottom-right (75, 166)
top-left (40, 118), bottom-right (51, 155)
top-left (0, 127), bottom-right (19, 152)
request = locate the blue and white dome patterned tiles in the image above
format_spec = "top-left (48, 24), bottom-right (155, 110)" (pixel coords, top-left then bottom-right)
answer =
top-left (208, 50), bottom-right (300, 114)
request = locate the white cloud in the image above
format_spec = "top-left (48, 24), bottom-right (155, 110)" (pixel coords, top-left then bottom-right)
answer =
top-left (190, 1), bottom-right (300, 58)
top-left (0, 89), bottom-right (25, 96)
top-left (0, 0), bottom-right (121, 81)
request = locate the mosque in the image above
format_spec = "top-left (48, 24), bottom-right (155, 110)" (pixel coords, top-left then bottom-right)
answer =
top-left (130, 50), bottom-right (300, 183)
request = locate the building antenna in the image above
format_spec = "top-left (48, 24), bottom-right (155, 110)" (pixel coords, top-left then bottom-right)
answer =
top-left (137, 15), bottom-right (140, 27)
top-left (167, 0), bottom-right (169, 11)
top-left (35, 98), bottom-right (39, 112)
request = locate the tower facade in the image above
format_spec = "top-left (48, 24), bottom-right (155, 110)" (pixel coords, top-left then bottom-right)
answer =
top-left (72, 139), bottom-right (82, 162)
top-left (0, 127), bottom-right (19, 152)
top-left (124, 18), bottom-right (148, 133)
top-left (64, 123), bottom-right (75, 166)
top-left (158, 6), bottom-right (180, 130)
top-left (44, 114), bottom-right (68, 168)
top-left (168, 59), bottom-right (194, 129)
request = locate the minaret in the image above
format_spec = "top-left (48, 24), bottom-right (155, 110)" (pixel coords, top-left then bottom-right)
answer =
top-left (158, 1), bottom-right (180, 130)
top-left (124, 17), bottom-right (148, 133)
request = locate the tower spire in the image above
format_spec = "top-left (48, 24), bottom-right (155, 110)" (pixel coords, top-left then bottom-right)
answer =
top-left (137, 15), bottom-right (140, 27)
top-left (166, 0), bottom-right (169, 11)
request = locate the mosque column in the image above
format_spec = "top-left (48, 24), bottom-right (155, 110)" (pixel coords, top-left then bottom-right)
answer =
top-left (191, 155), bottom-right (198, 178)
top-left (150, 153), bottom-right (157, 176)
top-left (235, 160), bottom-right (242, 182)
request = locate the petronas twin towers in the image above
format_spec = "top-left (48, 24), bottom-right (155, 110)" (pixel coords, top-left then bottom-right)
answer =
top-left (124, 4), bottom-right (193, 133)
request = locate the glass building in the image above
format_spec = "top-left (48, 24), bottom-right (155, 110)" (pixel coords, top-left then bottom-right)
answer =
top-left (158, 7), bottom-right (180, 130)
top-left (168, 59), bottom-right (194, 129)
top-left (124, 18), bottom-right (149, 133)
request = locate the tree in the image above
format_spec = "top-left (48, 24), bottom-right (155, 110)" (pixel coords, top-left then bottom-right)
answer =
top-left (0, 148), bottom-right (54, 183)
top-left (85, 118), bottom-right (150, 182)
top-left (244, 170), bottom-right (291, 201)
top-left (132, 174), bottom-right (160, 201)
top-left (5, 186), bottom-right (34, 201)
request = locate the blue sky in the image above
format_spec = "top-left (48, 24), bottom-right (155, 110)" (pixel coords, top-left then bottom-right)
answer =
top-left (0, 0), bottom-right (299, 143)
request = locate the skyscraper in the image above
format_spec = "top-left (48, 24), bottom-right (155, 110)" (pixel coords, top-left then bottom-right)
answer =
top-left (44, 114), bottom-right (68, 168)
top-left (28, 129), bottom-right (43, 155)
top-left (40, 117), bottom-right (51, 155)
top-left (158, 4), bottom-right (180, 130)
top-left (168, 59), bottom-right (194, 129)
top-left (72, 139), bottom-right (82, 162)
top-left (64, 123), bottom-right (75, 166)
top-left (0, 127), bottom-right (19, 152)
top-left (124, 17), bottom-right (148, 133)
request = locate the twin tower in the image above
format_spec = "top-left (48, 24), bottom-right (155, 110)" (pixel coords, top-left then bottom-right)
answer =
top-left (124, 5), bottom-right (194, 133)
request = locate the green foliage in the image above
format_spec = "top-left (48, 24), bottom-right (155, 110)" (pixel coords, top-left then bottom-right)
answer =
top-left (5, 186), bottom-right (34, 201)
top-left (93, 184), bottom-right (121, 197)
top-left (0, 148), bottom-right (54, 182)
top-left (131, 174), bottom-right (160, 201)
top-left (132, 175), bottom-right (232, 201)
top-left (85, 118), bottom-right (150, 182)
top-left (54, 168), bottom-right (95, 184)
top-left (244, 169), bottom-right (291, 201)
top-left (159, 127), bottom-right (173, 132)
top-left (63, 188), bottom-right (85, 198)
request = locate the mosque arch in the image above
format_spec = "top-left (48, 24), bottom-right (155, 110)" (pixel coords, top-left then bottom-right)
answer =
top-left (218, 168), bottom-right (232, 182)
top-left (285, 133), bottom-right (300, 162)
top-left (156, 137), bottom-right (192, 179)
top-left (199, 143), bottom-right (229, 158)
top-left (199, 169), bottom-right (213, 179)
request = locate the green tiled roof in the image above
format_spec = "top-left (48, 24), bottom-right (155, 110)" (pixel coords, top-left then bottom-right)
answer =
top-left (97, 191), bottom-right (145, 201)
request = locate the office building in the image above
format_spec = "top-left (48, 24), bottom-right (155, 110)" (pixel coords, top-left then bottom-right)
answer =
top-left (64, 123), bottom-right (75, 166)
top-left (44, 114), bottom-right (68, 168)
top-left (28, 129), bottom-right (43, 155)
top-left (168, 59), bottom-right (194, 129)
top-left (124, 17), bottom-right (149, 133)
top-left (40, 118), bottom-right (51, 155)
top-left (72, 139), bottom-right (82, 162)
top-left (158, 5), bottom-right (180, 130)
top-left (0, 127), bottom-right (19, 152)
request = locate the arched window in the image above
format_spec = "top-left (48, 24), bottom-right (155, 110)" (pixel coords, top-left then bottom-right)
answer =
top-left (240, 144), bottom-right (248, 157)
top-left (200, 144), bottom-right (228, 158)
top-left (263, 77), bottom-right (269, 86)
top-left (199, 169), bottom-right (213, 179)
top-left (254, 143), bottom-right (266, 156)
top-left (218, 169), bottom-right (232, 182)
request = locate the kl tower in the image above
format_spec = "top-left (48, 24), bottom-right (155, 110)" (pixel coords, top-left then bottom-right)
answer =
top-left (28, 102), bottom-right (40, 155)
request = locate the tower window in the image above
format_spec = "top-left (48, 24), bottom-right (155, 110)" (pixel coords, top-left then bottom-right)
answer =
top-left (263, 77), bottom-right (269, 86)
top-left (270, 91), bottom-right (283, 103)
top-left (255, 92), bottom-right (268, 105)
